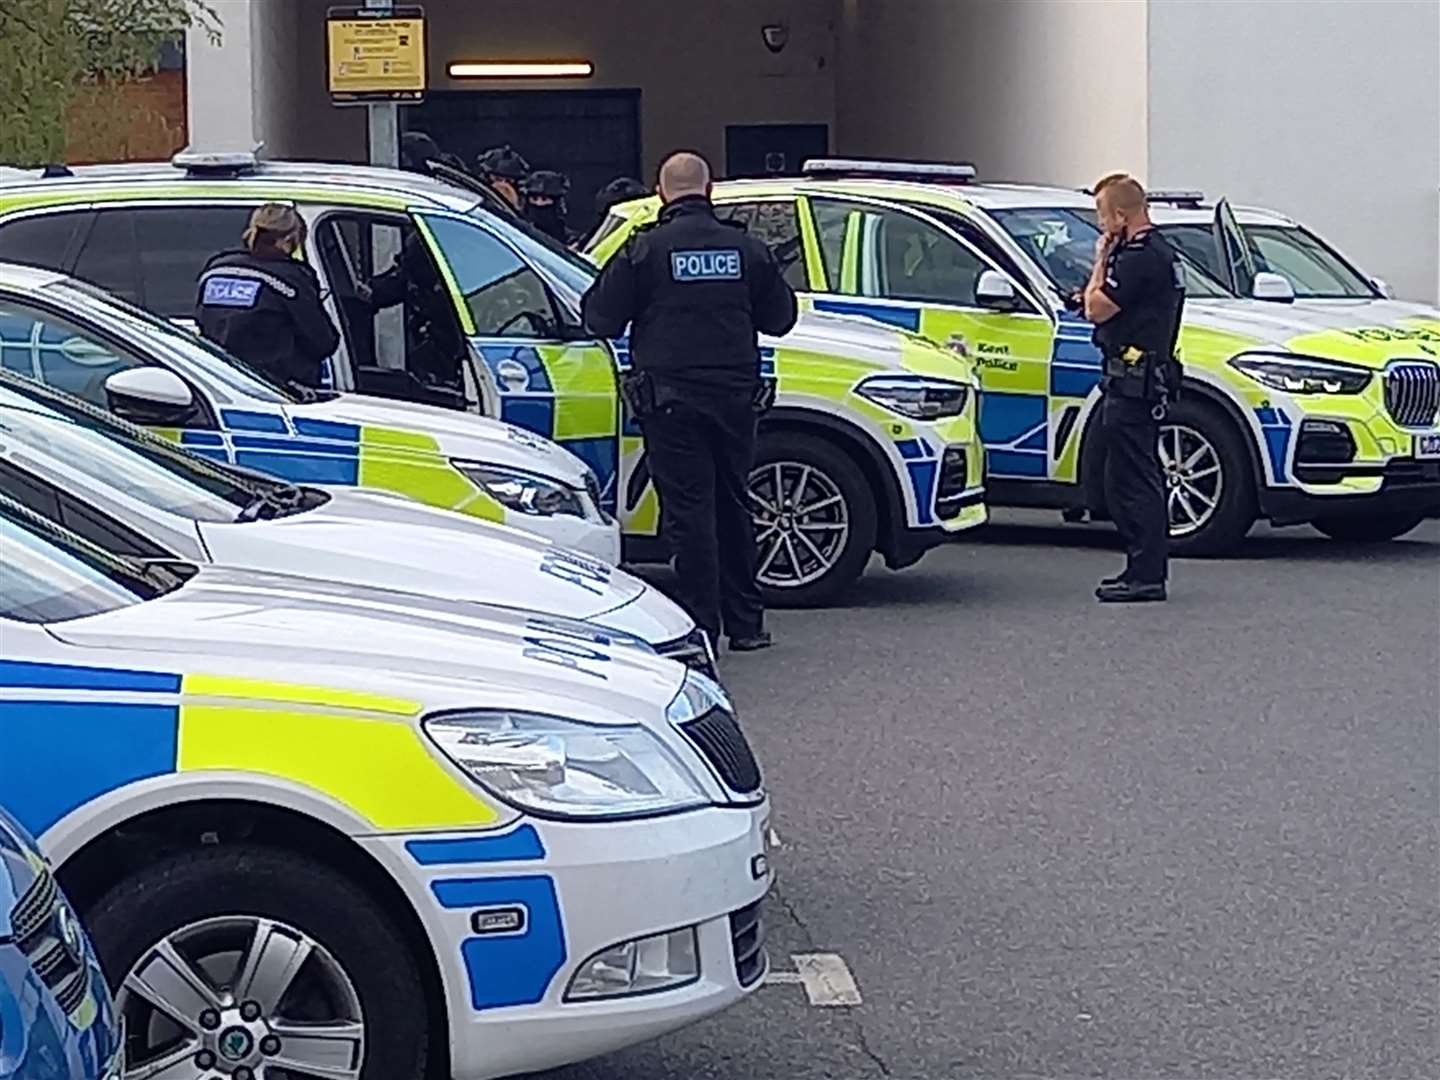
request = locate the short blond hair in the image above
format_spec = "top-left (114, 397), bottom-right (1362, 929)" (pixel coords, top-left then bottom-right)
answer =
top-left (243, 202), bottom-right (305, 251)
top-left (1094, 172), bottom-right (1146, 212)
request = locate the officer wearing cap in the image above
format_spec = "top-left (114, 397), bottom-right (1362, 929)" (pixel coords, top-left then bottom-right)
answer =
top-left (581, 151), bottom-right (798, 653)
top-left (1083, 172), bottom-right (1186, 603)
top-left (196, 203), bottom-right (339, 392)
top-left (521, 170), bottom-right (573, 244)
top-left (475, 145), bottom-right (529, 214)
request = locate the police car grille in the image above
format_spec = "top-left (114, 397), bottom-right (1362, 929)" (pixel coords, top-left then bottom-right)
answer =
top-left (680, 710), bottom-right (763, 795)
top-left (1384, 362), bottom-right (1440, 428)
top-left (729, 898), bottom-right (767, 988)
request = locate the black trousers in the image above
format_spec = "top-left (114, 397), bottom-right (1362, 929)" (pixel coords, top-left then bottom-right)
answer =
top-left (643, 395), bottom-right (765, 644)
top-left (1102, 394), bottom-right (1169, 584)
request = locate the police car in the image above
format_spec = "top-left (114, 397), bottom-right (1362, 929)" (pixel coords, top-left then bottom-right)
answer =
top-left (1, 807), bottom-right (123, 1080)
top-left (1, 496), bottom-right (771, 1079)
top-left (0, 370), bottom-right (711, 670)
top-left (592, 161), bottom-right (1440, 549)
top-left (0, 155), bottom-right (987, 605)
top-left (0, 261), bottom-right (618, 562)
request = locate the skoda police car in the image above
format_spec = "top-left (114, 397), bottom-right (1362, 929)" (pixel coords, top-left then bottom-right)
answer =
top-left (1, 806), bottom-right (122, 1080)
top-left (0, 262), bottom-right (618, 562)
top-left (592, 161), bottom-right (1440, 549)
top-left (0, 370), bottom-right (712, 669)
top-left (0, 155), bottom-right (986, 605)
top-left (0, 496), bottom-right (771, 1079)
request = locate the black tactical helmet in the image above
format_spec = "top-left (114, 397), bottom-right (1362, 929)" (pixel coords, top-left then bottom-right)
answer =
top-left (475, 145), bottom-right (530, 182)
top-left (522, 170), bottom-right (571, 199)
top-left (399, 131), bottom-right (442, 174)
top-left (594, 176), bottom-right (648, 217)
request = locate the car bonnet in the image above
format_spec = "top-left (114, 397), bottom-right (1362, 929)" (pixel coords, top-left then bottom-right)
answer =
top-left (1183, 298), bottom-right (1440, 369)
top-left (45, 564), bottom-right (689, 728)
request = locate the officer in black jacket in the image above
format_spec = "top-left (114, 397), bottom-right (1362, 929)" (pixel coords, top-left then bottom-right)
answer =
top-left (582, 151), bottom-right (798, 652)
top-left (1083, 173), bottom-right (1186, 603)
top-left (196, 204), bottom-right (339, 391)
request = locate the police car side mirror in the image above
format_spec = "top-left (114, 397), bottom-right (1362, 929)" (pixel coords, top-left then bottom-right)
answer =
top-left (1370, 276), bottom-right (1394, 298)
top-left (105, 367), bottom-right (195, 424)
top-left (1251, 271), bottom-right (1296, 304)
top-left (975, 270), bottom-right (1020, 311)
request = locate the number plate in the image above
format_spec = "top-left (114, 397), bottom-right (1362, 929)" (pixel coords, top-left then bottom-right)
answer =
top-left (1415, 434), bottom-right (1440, 460)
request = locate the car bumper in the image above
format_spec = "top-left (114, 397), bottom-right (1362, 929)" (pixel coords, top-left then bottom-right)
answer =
top-left (368, 802), bottom-right (771, 1080)
top-left (1262, 457), bottom-right (1440, 523)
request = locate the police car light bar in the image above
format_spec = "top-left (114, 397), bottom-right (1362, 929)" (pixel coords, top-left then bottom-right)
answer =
top-left (802, 158), bottom-right (978, 183)
top-left (172, 147), bottom-right (261, 176)
top-left (1146, 189), bottom-right (1207, 206)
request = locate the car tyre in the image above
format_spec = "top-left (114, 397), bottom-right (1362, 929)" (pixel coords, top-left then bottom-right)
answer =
top-left (1161, 397), bottom-right (1257, 556)
top-left (1312, 511), bottom-right (1427, 543)
top-left (84, 844), bottom-right (429, 1080)
top-left (751, 431), bottom-right (877, 607)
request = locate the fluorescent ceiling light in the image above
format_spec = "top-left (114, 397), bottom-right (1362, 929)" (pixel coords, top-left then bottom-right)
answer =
top-left (448, 61), bottom-right (593, 79)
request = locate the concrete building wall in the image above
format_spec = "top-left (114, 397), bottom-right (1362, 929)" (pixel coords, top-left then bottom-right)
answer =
top-left (282, 0), bottom-right (837, 174)
top-left (835, 0), bottom-right (1148, 188)
top-left (1146, 0), bottom-right (1440, 302)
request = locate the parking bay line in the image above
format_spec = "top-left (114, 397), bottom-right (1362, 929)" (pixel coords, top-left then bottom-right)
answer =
top-left (765, 952), bottom-right (862, 1006)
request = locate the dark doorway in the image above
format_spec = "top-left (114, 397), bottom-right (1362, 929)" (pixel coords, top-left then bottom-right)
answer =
top-left (402, 89), bottom-right (642, 235)
top-left (725, 124), bottom-right (829, 179)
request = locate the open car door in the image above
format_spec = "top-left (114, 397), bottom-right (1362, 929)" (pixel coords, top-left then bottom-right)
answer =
top-left (1212, 197), bottom-right (1260, 296)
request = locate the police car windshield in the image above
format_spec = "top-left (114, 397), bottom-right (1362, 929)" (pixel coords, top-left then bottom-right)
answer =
top-left (0, 381), bottom-right (297, 523)
top-left (0, 498), bottom-right (187, 622)
top-left (990, 208), bottom-right (1232, 298)
top-left (47, 281), bottom-right (301, 405)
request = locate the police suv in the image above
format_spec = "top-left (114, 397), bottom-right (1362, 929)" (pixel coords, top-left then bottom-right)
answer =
top-left (0, 154), bottom-right (987, 605)
top-left (592, 161), bottom-right (1440, 549)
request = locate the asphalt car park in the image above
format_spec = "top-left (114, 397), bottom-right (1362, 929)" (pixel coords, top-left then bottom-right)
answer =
top-left (545, 513), bottom-right (1439, 1080)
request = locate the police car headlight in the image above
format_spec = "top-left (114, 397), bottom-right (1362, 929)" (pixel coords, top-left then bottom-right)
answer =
top-left (665, 668), bottom-right (734, 723)
top-left (857, 375), bottom-right (970, 419)
top-left (424, 711), bottom-right (709, 819)
top-left (454, 461), bottom-right (586, 517)
top-left (1229, 353), bottom-right (1373, 395)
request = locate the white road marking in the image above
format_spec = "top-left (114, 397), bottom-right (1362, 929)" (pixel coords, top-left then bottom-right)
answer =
top-left (765, 953), bottom-right (862, 1006)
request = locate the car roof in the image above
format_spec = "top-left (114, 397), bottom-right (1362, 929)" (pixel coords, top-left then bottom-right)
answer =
top-left (0, 159), bottom-right (480, 213)
top-left (1146, 203), bottom-right (1297, 227)
top-left (0, 261), bottom-right (68, 291)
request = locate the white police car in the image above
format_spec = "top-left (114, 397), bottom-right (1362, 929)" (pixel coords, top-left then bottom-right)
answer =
top-left (0, 369), bottom-right (711, 669)
top-left (0, 263), bottom-right (619, 562)
top-left (1, 495), bottom-right (771, 1079)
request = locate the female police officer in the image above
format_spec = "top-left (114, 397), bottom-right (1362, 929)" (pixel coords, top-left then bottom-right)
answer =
top-left (196, 203), bottom-right (339, 392)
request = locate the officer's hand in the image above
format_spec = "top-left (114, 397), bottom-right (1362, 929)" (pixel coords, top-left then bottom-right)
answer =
top-left (1095, 232), bottom-right (1117, 260)
top-left (356, 283), bottom-right (374, 304)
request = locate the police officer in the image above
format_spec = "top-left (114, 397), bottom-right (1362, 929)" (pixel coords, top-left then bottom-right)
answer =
top-left (581, 151), bottom-right (798, 652)
top-left (521, 170), bottom-right (573, 244)
top-left (1083, 173), bottom-right (1186, 603)
top-left (475, 145), bottom-right (530, 214)
top-left (196, 203), bottom-right (339, 392)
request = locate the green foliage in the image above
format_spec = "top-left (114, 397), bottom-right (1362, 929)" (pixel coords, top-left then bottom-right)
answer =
top-left (0, 0), bottom-right (220, 166)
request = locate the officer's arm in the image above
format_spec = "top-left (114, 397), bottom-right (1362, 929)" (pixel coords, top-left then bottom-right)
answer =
top-left (292, 271), bottom-right (342, 359)
top-left (581, 241), bottom-right (639, 338)
top-left (749, 243), bottom-right (799, 336)
top-left (1087, 245), bottom-right (1151, 325)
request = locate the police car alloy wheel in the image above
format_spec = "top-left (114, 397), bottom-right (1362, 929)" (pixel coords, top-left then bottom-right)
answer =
top-left (1158, 423), bottom-right (1223, 538)
top-left (749, 431), bottom-right (877, 606)
top-left (89, 846), bottom-right (429, 1080)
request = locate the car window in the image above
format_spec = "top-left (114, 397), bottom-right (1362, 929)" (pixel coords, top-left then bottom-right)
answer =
top-left (811, 199), bottom-right (851, 291)
top-left (135, 205), bottom-right (258, 318)
top-left (0, 298), bottom-right (146, 405)
top-left (1245, 225), bottom-right (1376, 298)
top-left (715, 201), bottom-right (808, 290)
top-left (0, 505), bottom-right (160, 623)
top-left (0, 211), bottom-right (88, 273)
top-left (0, 458), bottom-right (168, 558)
top-left (0, 393), bottom-right (259, 522)
top-left (861, 206), bottom-right (987, 306)
top-left (1157, 224), bottom-right (1226, 282)
top-left (422, 213), bottom-right (561, 338)
top-left (71, 209), bottom-right (142, 305)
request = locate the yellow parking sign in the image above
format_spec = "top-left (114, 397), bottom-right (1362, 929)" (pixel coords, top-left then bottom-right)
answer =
top-left (327, 5), bottom-right (427, 103)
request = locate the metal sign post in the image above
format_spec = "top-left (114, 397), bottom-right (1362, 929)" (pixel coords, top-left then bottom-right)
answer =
top-left (364, 0), bottom-right (398, 167)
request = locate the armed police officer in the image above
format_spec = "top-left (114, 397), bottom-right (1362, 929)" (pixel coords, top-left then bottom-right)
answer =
top-left (475, 145), bottom-right (530, 215)
top-left (1083, 173), bottom-right (1186, 603)
top-left (581, 151), bottom-right (798, 653)
top-left (196, 203), bottom-right (339, 393)
top-left (521, 170), bottom-right (574, 244)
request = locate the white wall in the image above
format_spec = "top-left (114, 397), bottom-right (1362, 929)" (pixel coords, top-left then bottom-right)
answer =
top-left (836, 0), bottom-right (1148, 188)
top-left (1147, 0), bottom-right (1440, 302)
